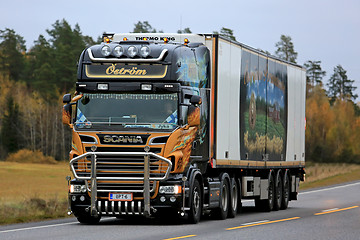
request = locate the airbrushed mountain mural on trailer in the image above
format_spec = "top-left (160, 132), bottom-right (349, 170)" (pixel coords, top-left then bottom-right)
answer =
top-left (240, 50), bottom-right (288, 161)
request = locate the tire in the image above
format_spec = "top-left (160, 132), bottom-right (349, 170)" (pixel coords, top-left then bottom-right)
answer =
top-left (76, 213), bottom-right (101, 224)
top-left (281, 172), bottom-right (290, 210)
top-left (228, 177), bottom-right (239, 218)
top-left (213, 175), bottom-right (230, 220)
top-left (255, 172), bottom-right (275, 212)
top-left (273, 171), bottom-right (283, 211)
top-left (188, 179), bottom-right (202, 224)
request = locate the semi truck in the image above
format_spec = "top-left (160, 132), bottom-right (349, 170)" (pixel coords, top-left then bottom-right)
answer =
top-left (62, 33), bottom-right (306, 224)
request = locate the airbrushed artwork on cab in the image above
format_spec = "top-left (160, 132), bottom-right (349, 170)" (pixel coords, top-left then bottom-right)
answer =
top-left (164, 125), bottom-right (198, 173)
top-left (173, 45), bottom-right (210, 162)
top-left (175, 46), bottom-right (209, 89)
top-left (240, 51), bottom-right (287, 161)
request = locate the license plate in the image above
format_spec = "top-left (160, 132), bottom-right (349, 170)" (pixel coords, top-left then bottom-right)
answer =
top-left (109, 193), bottom-right (133, 201)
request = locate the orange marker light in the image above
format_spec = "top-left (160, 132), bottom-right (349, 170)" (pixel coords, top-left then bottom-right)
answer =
top-left (143, 37), bottom-right (148, 41)
top-left (184, 38), bottom-right (189, 45)
top-left (104, 37), bottom-right (110, 43)
top-left (123, 37), bottom-right (128, 41)
top-left (163, 37), bottom-right (169, 43)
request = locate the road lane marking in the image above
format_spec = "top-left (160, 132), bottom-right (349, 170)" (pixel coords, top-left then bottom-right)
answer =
top-left (315, 206), bottom-right (359, 215)
top-left (0, 222), bottom-right (78, 234)
top-left (163, 235), bottom-right (197, 240)
top-left (241, 220), bottom-right (269, 226)
top-left (300, 181), bottom-right (360, 195)
top-left (321, 208), bottom-right (339, 212)
top-left (226, 217), bottom-right (300, 230)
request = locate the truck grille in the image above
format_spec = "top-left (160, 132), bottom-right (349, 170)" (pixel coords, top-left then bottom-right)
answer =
top-left (70, 151), bottom-right (171, 199)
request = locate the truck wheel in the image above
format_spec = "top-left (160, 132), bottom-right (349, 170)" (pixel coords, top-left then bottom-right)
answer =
top-left (273, 171), bottom-right (283, 211)
top-left (76, 213), bottom-right (101, 224)
top-left (213, 175), bottom-right (229, 220)
top-left (228, 177), bottom-right (238, 218)
top-left (255, 172), bottom-right (275, 212)
top-left (281, 172), bottom-right (290, 210)
top-left (188, 179), bottom-right (202, 224)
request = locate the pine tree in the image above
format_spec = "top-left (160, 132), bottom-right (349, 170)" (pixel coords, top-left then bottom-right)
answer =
top-left (1, 96), bottom-right (21, 154)
top-left (132, 21), bottom-right (157, 33)
top-left (177, 27), bottom-right (192, 34)
top-left (275, 35), bottom-right (298, 63)
top-left (0, 28), bottom-right (26, 81)
top-left (304, 60), bottom-right (326, 86)
top-left (327, 65), bottom-right (358, 101)
top-left (213, 27), bottom-right (236, 41)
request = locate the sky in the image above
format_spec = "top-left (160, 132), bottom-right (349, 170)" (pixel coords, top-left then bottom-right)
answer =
top-left (1, 0), bottom-right (359, 100)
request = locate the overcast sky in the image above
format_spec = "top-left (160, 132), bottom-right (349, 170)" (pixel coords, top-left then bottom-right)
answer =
top-left (1, 0), bottom-right (359, 100)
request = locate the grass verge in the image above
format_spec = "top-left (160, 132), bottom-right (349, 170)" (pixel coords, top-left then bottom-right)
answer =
top-left (0, 161), bottom-right (70, 225)
top-left (300, 162), bottom-right (360, 190)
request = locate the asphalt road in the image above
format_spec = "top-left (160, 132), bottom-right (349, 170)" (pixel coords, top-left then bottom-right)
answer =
top-left (1, 181), bottom-right (360, 240)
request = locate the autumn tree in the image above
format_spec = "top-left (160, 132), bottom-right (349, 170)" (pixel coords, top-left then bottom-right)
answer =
top-left (275, 35), bottom-right (297, 63)
top-left (0, 28), bottom-right (26, 81)
top-left (327, 64), bottom-right (357, 102)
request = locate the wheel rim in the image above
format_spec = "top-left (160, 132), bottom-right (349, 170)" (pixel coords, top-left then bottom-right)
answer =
top-left (222, 183), bottom-right (228, 211)
top-left (193, 187), bottom-right (200, 215)
top-left (231, 184), bottom-right (238, 211)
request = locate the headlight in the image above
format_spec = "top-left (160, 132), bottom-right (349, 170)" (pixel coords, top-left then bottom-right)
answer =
top-left (127, 46), bottom-right (138, 58)
top-left (101, 45), bottom-right (111, 57)
top-left (113, 45), bottom-right (124, 57)
top-left (159, 185), bottom-right (182, 194)
top-left (70, 185), bottom-right (87, 193)
top-left (140, 46), bottom-right (150, 58)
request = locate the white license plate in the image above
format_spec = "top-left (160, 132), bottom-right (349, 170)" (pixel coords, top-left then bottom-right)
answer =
top-left (109, 193), bottom-right (133, 201)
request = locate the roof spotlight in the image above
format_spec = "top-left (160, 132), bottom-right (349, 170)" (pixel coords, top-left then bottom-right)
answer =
top-left (127, 46), bottom-right (138, 58)
top-left (140, 46), bottom-right (150, 58)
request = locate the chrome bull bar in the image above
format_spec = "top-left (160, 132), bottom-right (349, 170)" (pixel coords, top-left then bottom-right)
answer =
top-left (69, 151), bottom-right (172, 217)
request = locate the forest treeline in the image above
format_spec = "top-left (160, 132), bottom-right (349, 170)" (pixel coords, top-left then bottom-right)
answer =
top-left (0, 19), bottom-right (359, 163)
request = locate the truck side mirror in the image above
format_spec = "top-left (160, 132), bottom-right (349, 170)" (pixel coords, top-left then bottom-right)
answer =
top-left (187, 105), bottom-right (200, 127)
top-left (62, 103), bottom-right (72, 125)
top-left (63, 93), bottom-right (71, 104)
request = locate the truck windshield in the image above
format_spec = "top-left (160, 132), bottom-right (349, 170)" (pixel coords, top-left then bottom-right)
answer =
top-left (75, 93), bottom-right (178, 131)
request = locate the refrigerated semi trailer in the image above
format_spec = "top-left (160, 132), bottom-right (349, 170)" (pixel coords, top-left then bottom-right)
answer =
top-left (63, 33), bottom-right (306, 224)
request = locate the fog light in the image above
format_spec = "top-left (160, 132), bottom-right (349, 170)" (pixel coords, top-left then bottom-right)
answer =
top-left (80, 196), bottom-right (85, 202)
top-left (81, 185), bottom-right (87, 193)
top-left (97, 83), bottom-right (108, 90)
top-left (72, 196), bottom-right (77, 201)
top-left (170, 196), bottom-right (176, 202)
top-left (160, 196), bottom-right (166, 202)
